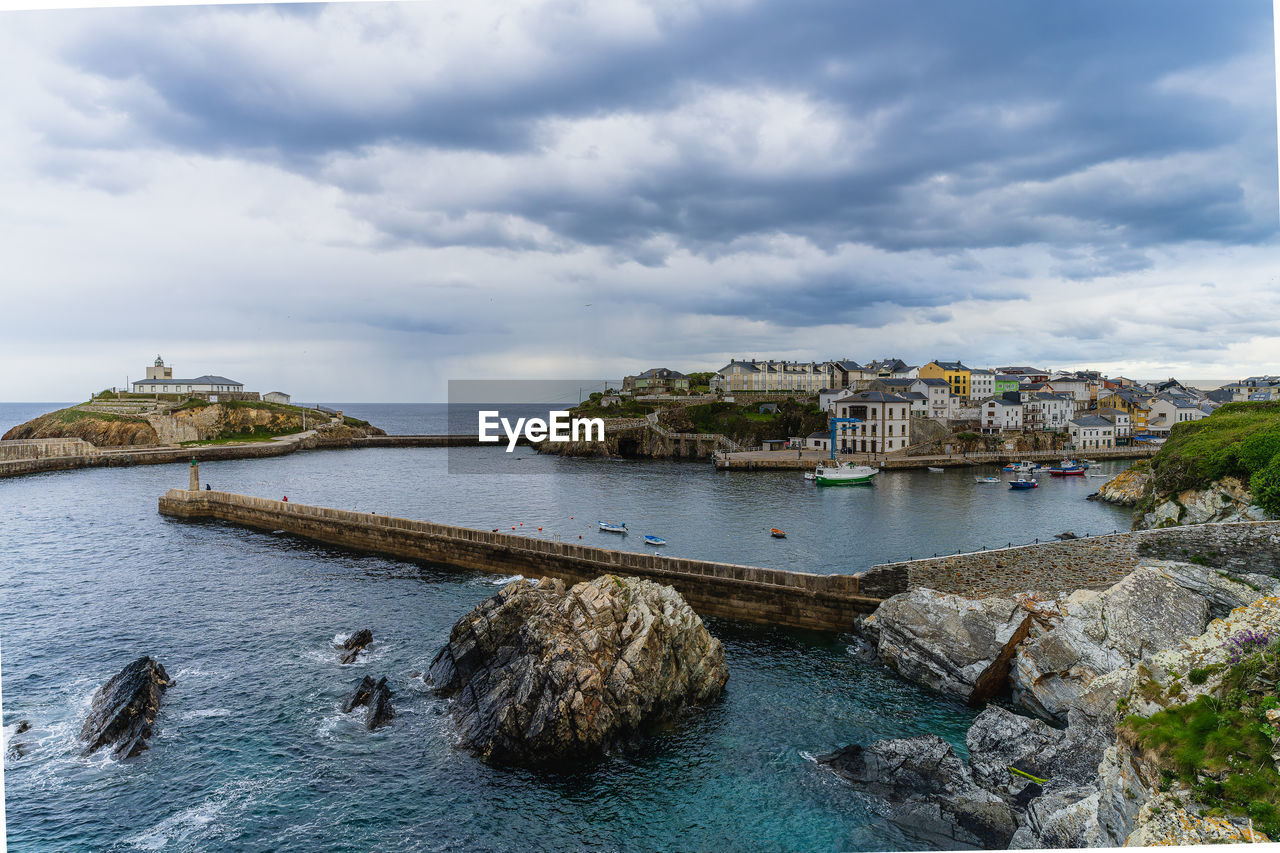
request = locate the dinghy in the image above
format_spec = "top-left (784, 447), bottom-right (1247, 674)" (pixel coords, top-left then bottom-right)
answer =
top-left (770, 528), bottom-right (787, 539)
top-left (643, 535), bottom-right (667, 546)
top-left (974, 476), bottom-right (1000, 484)
top-left (598, 521), bottom-right (627, 533)
top-left (927, 467), bottom-right (945, 473)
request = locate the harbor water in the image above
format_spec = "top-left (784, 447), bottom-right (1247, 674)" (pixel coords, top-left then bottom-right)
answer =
top-left (1, 403), bottom-right (1135, 851)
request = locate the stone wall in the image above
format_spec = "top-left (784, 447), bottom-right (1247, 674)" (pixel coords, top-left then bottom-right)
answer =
top-left (855, 520), bottom-right (1280, 598)
top-left (158, 490), bottom-right (883, 632)
top-left (0, 438), bottom-right (100, 461)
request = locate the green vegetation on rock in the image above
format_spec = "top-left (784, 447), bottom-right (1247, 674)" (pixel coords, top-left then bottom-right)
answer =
top-left (1147, 402), bottom-right (1280, 515)
top-left (1123, 635), bottom-right (1280, 837)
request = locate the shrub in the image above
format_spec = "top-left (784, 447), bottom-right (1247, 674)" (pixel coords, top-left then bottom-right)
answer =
top-left (1250, 453), bottom-right (1280, 517)
top-left (1188, 667), bottom-right (1211, 685)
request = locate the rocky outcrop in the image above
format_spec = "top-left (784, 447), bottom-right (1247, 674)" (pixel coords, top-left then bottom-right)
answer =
top-left (3, 411), bottom-right (160, 446)
top-left (1137, 476), bottom-right (1270, 529)
top-left (1096, 465), bottom-right (1150, 507)
top-left (1011, 567), bottom-right (1209, 723)
top-left (337, 629), bottom-right (373, 664)
top-left (342, 675), bottom-right (395, 730)
top-left (818, 736), bottom-right (1017, 849)
top-left (1123, 793), bottom-right (1271, 845)
top-left (867, 589), bottom-right (1031, 704)
top-left (428, 574), bottom-right (728, 766)
top-left (80, 656), bottom-right (172, 758)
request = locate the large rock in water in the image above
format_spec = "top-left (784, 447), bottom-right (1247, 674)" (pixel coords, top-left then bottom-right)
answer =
top-left (428, 574), bottom-right (728, 766)
top-left (867, 589), bottom-right (1031, 703)
top-left (817, 736), bottom-right (1017, 849)
top-left (80, 656), bottom-right (171, 759)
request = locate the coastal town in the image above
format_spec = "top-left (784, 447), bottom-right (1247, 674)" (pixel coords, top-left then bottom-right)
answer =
top-left (614, 360), bottom-right (1280, 459)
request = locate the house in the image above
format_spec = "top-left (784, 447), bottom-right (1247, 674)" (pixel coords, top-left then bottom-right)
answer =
top-left (995, 366), bottom-right (1050, 383)
top-left (1098, 408), bottom-right (1131, 439)
top-left (1147, 394), bottom-right (1208, 436)
top-left (909, 378), bottom-right (951, 420)
top-left (1070, 415), bottom-right (1116, 450)
top-left (830, 391), bottom-right (913, 453)
top-left (1098, 389), bottom-right (1152, 433)
top-left (918, 360), bottom-right (971, 400)
top-left (1223, 376), bottom-right (1280, 402)
top-left (1046, 375), bottom-right (1092, 410)
top-left (993, 374), bottom-right (1021, 394)
top-left (968, 369), bottom-right (995, 400)
top-left (805, 431), bottom-right (831, 452)
top-left (900, 391), bottom-right (928, 417)
top-left (622, 367), bottom-right (690, 395)
top-left (713, 359), bottom-right (838, 393)
top-left (981, 393), bottom-right (1023, 433)
top-left (819, 388), bottom-right (850, 412)
top-left (1023, 391), bottom-right (1073, 431)
top-left (864, 358), bottom-right (918, 380)
top-left (131, 356), bottom-right (245, 395)
top-left (263, 391), bottom-right (291, 405)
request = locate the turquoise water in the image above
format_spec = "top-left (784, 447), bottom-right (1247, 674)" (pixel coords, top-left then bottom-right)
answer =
top-left (1, 404), bottom-right (1135, 851)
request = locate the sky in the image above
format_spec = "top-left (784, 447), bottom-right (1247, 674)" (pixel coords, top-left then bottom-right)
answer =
top-left (1, 0), bottom-right (1278, 401)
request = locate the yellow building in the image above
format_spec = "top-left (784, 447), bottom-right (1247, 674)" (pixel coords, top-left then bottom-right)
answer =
top-left (918, 360), bottom-right (971, 400)
top-left (1097, 390), bottom-right (1151, 433)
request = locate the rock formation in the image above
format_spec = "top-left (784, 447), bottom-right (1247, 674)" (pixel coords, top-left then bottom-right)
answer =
top-left (80, 656), bottom-right (171, 759)
top-left (337, 629), bottom-right (372, 664)
top-left (817, 736), bottom-right (1018, 849)
top-left (1095, 464), bottom-right (1150, 507)
top-left (1136, 476), bottom-right (1270, 529)
top-left (865, 589), bottom-right (1031, 704)
top-left (341, 675), bottom-right (394, 730)
top-left (428, 574), bottom-right (728, 766)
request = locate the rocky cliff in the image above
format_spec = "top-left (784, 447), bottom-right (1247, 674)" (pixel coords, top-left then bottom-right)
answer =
top-left (3, 410), bottom-right (160, 446)
top-left (833, 564), bottom-right (1280, 847)
top-left (428, 574), bottom-right (728, 766)
top-left (1135, 475), bottom-right (1271, 529)
top-left (1095, 463), bottom-right (1150, 506)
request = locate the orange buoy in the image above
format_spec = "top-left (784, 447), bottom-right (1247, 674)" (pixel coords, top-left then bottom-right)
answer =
top-left (538, 527), bottom-right (542, 531)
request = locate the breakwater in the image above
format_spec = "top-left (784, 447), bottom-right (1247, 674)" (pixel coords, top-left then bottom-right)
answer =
top-left (715, 445), bottom-right (1159, 471)
top-left (157, 487), bottom-right (884, 632)
top-left (854, 519), bottom-right (1280, 598)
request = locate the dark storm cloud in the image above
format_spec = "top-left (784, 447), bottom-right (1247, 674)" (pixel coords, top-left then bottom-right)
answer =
top-left (44, 0), bottom-right (1274, 277)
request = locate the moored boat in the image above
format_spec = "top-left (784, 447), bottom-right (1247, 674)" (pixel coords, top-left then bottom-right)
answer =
top-left (814, 462), bottom-right (878, 486)
top-left (1046, 460), bottom-right (1086, 476)
top-left (643, 535), bottom-right (666, 546)
top-left (927, 467), bottom-right (944, 473)
top-left (598, 521), bottom-right (628, 533)
top-left (974, 476), bottom-right (1000, 484)
top-left (1009, 478), bottom-right (1038, 489)
top-left (770, 528), bottom-right (787, 538)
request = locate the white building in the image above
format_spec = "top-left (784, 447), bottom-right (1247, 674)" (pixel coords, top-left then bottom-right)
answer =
top-left (1147, 394), bottom-right (1208, 436)
top-left (910, 378), bottom-right (951, 420)
top-left (1099, 408), bottom-right (1131, 438)
top-left (981, 396), bottom-right (1023, 433)
top-left (969, 369), bottom-right (995, 401)
top-left (1024, 392), bottom-right (1074, 431)
top-left (831, 391), bottom-right (913, 453)
top-left (263, 391), bottom-right (292, 404)
top-left (131, 356), bottom-right (244, 395)
top-left (1047, 376), bottom-right (1093, 411)
top-left (1070, 415), bottom-right (1116, 449)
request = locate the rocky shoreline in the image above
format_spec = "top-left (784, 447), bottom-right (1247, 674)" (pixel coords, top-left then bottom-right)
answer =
top-left (829, 560), bottom-right (1280, 847)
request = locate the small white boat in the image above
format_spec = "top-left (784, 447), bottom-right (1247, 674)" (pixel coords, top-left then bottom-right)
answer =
top-left (643, 535), bottom-right (666, 546)
top-left (974, 476), bottom-right (1000, 484)
top-left (598, 521), bottom-right (627, 534)
top-left (803, 471), bottom-right (816, 481)
top-left (927, 467), bottom-right (945, 473)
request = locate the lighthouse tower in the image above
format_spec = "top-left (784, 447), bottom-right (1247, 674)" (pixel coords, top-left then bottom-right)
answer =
top-left (146, 355), bottom-right (174, 381)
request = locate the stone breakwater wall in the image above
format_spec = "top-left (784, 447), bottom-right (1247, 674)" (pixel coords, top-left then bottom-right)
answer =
top-left (0, 437), bottom-right (304, 478)
top-left (855, 520), bottom-right (1280, 598)
top-left (0, 437), bottom-right (100, 461)
top-left (158, 490), bottom-right (883, 632)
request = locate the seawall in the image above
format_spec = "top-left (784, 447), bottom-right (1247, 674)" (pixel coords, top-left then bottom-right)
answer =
top-left (854, 520), bottom-right (1280, 598)
top-left (715, 445), bottom-right (1159, 471)
top-left (157, 489), bottom-right (883, 632)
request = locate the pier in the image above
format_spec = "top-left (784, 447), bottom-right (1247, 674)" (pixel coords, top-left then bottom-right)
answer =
top-left (714, 445), bottom-right (1160, 471)
top-left (158, 484), bottom-right (884, 632)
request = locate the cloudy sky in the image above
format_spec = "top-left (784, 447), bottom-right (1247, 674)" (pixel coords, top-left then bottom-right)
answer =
top-left (1, 0), bottom-right (1277, 401)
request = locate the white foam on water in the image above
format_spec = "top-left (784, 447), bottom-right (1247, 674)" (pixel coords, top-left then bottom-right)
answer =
top-left (175, 708), bottom-right (232, 721)
top-left (481, 573), bottom-right (525, 586)
top-left (799, 750), bottom-right (818, 763)
top-left (123, 777), bottom-right (270, 850)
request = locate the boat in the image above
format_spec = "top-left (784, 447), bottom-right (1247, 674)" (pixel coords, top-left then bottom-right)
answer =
top-left (598, 521), bottom-right (628, 533)
top-left (974, 476), bottom-right (1001, 484)
top-left (1002, 461), bottom-right (1041, 473)
top-left (1009, 478), bottom-right (1038, 489)
top-left (803, 471), bottom-right (816, 481)
top-left (770, 528), bottom-right (787, 538)
top-left (927, 467), bottom-right (945, 473)
top-left (1047, 459), bottom-right (1086, 476)
top-left (813, 462), bottom-right (878, 486)
top-left (643, 535), bottom-right (667, 546)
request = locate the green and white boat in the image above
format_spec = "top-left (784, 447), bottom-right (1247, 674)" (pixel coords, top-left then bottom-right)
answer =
top-left (813, 462), bottom-right (878, 486)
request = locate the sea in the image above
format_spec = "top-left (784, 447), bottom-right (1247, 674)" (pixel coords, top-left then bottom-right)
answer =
top-left (0, 403), bottom-right (1135, 852)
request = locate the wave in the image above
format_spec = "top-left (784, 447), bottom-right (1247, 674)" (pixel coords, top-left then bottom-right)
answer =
top-left (122, 776), bottom-right (273, 850)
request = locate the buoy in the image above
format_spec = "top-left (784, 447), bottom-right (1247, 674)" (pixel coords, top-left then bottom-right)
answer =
top-left (578, 535), bottom-right (582, 539)
top-left (519, 523), bottom-right (523, 526)
top-left (570, 517), bottom-right (574, 520)
top-left (538, 527), bottom-right (542, 531)
top-left (492, 528), bottom-right (498, 533)
top-left (512, 526), bottom-right (516, 530)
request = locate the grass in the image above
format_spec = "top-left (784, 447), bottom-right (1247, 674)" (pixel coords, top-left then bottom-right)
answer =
top-left (1123, 637), bottom-right (1280, 837)
top-left (179, 434), bottom-right (286, 446)
top-left (52, 407), bottom-right (148, 425)
top-left (1146, 402), bottom-right (1280, 514)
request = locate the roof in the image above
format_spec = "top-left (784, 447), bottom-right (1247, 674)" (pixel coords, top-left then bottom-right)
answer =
top-left (634, 367), bottom-right (688, 380)
top-left (1071, 415), bottom-right (1115, 428)
top-left (929, 360), bottom-right (969, 371)
top-left (914, 377), bottom-right (948, 386)
top-left (807, 431), bottom-right (829, 440)
top-left (969, 368), bottom-right (994, 375)
top-left (133, 375), bottom-right (243, 386)
top-left (901, 391), bottom-right (927, 401)
top-left (834, 391), bottom-right (910, 404)
top-left (1206, 389), bottom-right (1234, 403)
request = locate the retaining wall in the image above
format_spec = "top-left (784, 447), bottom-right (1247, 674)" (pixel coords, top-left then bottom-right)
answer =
top-left (158, 490), bottom-right (883, 632)
top-left (855, 520), bottom-right (1280, 598)
top-left (0, 438), bottom-right (100, 461)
